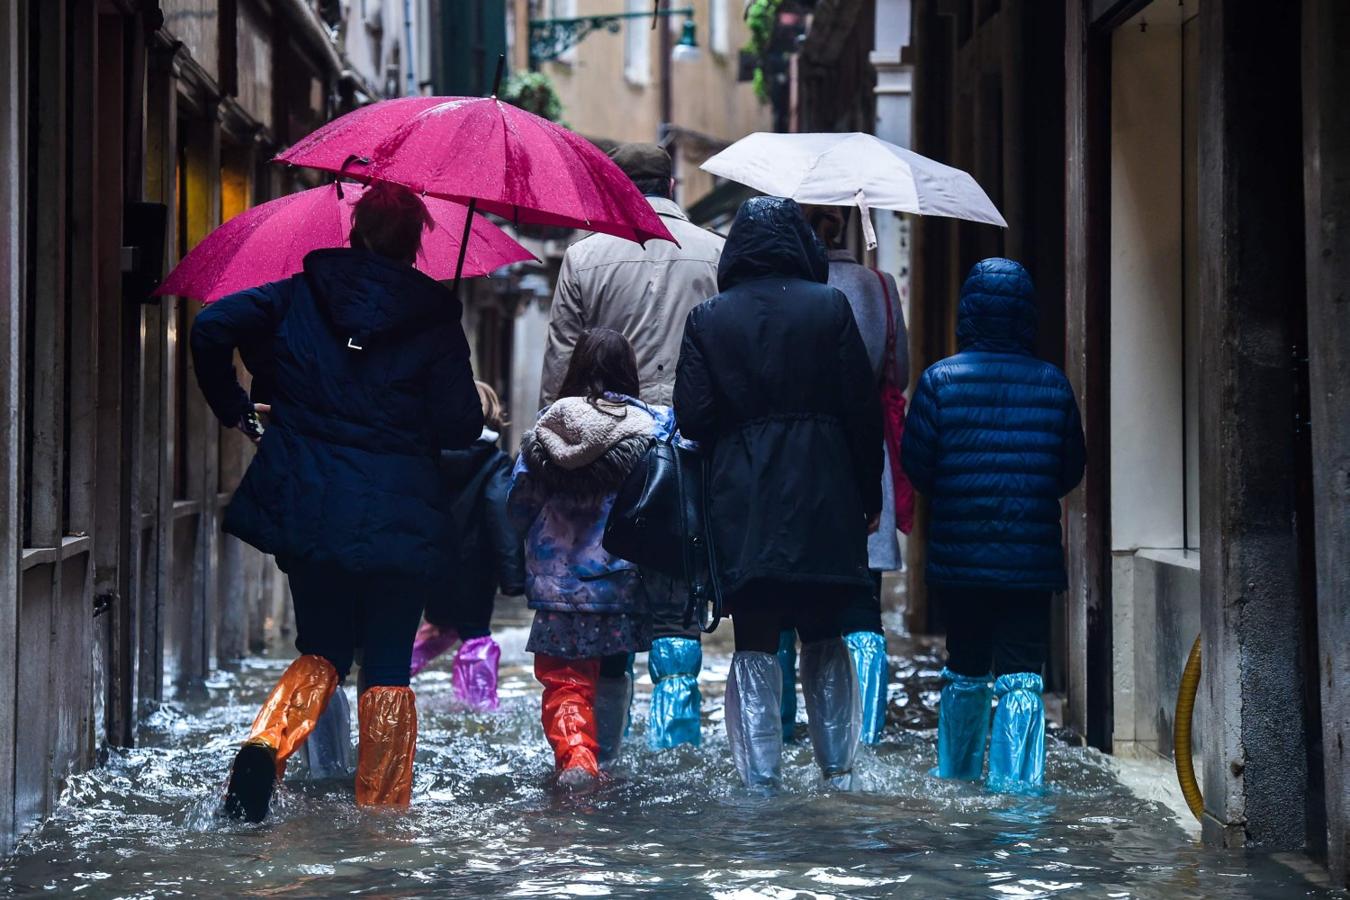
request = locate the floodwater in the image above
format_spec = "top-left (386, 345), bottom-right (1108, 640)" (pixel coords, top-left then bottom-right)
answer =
top-left (1, 598), bottom-right (1332, 899)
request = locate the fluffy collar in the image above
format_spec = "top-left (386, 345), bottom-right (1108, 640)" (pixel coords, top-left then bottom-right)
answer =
top-left (532, 397), bottom-right (656, 470)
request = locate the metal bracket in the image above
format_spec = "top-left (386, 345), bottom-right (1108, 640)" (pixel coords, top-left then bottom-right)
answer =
top-left (93, 592), bottom-right (117, 618)
top-left (529, 7), bottom-right (694, 66)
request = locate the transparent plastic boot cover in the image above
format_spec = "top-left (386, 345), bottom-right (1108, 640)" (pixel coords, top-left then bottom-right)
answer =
top-left (936, 667), bottom-right (992, 780)
top-left (844, 630), bottom-right (888, 744)
top-left (987, 672), bottom-right (1045, 793)
top-left (776, 630), bottom-right (798, 742)
top-left (724, 651), bottom-right (784, 790)
top-left (799, 638), bottom-right (862, 789)
top-left (594, 672), bottom-right (634, 766)
top-left (647, 637), bottom-right (702, 750)
top-left (298, 687), bottom-right (353, 780)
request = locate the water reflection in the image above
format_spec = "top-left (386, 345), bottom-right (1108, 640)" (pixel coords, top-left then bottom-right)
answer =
top-left (0, 599), bottom-right (1330, 898)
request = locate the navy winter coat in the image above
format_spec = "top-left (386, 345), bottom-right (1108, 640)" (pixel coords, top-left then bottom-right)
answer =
top-left (675, 197), bottom-right (884, 598)
top-left (191, 249), bottom-right (483, 578)
top-left (901, 258), bottom-right (1085, 592)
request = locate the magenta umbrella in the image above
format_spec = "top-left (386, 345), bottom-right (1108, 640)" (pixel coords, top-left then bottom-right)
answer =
top-left (156, 182), bottom-right (536, 302)
top-left (273, 96), bottom-right (677, 248)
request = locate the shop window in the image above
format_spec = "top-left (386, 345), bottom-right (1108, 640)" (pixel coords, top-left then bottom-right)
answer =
top-left (1108, 0), bottom-right (1200, 554)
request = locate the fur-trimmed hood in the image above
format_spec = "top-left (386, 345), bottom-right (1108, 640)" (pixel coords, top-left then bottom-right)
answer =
top-left (521, 430), bottom-right (651, 495)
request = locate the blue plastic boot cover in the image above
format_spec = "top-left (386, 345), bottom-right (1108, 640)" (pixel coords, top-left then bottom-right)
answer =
top-left (777, 630), bottom-right (798, 742)
top-left (937, 667), bottom-right (992, 781)
top-left (594, 670), bottom-right (634, 767)
top-left (725, 651), bottom-right (784, 790)
top-left (647, 637), bottom-right (702, 749)
top-left (298, 686), bottom-right (352, 780)
top-left (799, 638), bottom-right (862, 789)
top-left (987, 672), bottom-right (1045, 793)
top-left (845, 631), bottom-right (888, 745)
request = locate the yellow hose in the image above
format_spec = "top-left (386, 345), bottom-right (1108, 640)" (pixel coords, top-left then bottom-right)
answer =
top-left (1173, 634), bottom-right (1204, 822)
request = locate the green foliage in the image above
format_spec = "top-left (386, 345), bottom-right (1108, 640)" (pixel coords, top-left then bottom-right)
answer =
top-left (501, 72), bottom-right (566, 124)
top-left (743, 0), bottom-right (782, 104)
top-left (752, 67), bottom-right (769, 103)
top-left (744, 0), bottom-right (781, 55)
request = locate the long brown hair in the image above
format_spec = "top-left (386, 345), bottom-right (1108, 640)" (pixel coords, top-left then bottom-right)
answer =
top-left (557, 328), bottom-right (641, 403)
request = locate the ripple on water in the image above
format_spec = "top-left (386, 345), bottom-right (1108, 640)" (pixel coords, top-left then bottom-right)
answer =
top-left (0, 610), bottom-right (1333, 899)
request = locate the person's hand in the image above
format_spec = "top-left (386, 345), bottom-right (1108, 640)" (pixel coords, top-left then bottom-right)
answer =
top-left (237, 407), bottom-right (266, 445)
top-left (253, 403), bottom-right (271, 417)
top-left (866, 512), bottom-right (881, 535)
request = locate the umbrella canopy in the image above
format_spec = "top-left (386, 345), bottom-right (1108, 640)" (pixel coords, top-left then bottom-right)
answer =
top-left (274, 96), bottom-right (676, 246)
top-left (701, 132), bottom-right (1008, 230)
top-left (156, 182), bottom-right (536, 302)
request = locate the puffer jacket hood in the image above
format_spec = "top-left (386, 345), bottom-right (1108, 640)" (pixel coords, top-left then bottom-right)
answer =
top-left (717, 197), bottom-right (829, 292)
top-left (304, 248), bottom-right (459, 346)
top-left (956, 257), bottom-right (1038, 355)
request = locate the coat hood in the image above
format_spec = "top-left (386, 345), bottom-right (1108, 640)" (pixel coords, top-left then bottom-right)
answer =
top-left (530, 398), bottom-right (655, 470)
top-left (303, 248), bottom-right (460, 347)
top-left (956, 257), bottom-right (1038, 354)
top-left (717, 197), bottom-right (829, 292)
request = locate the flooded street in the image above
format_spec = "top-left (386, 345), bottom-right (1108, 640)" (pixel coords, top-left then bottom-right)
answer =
top-left (1, 598), bottom-right (1330, 899)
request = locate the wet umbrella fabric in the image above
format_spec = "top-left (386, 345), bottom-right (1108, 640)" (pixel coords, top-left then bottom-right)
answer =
top-left (157, 182), bottom-right (536, 302)
top-left (273, 96), bottom-right (676, 247)
top-left (700, 132), bottom-right (1007, 247)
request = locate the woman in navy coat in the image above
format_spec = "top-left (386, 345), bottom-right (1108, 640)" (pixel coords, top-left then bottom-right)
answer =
top-left (191, 183), bottom-right (482, 820)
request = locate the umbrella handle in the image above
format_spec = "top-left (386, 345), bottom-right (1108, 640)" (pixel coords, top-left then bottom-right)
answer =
top-left (451, 197), bottom-right (478, 302)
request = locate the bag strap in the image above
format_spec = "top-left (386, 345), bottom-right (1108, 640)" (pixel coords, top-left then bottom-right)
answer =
top-left (873, 268), bottom-right (900, 388)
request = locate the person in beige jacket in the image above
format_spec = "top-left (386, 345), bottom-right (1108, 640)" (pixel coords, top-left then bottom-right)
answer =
top-left (539, 143), bottom-right (725, 410)
top-left (538, 143), bottom-right (722, 754)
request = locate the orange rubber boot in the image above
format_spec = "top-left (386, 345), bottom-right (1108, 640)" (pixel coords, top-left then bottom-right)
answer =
top-left (225, 654), bottom-right (338, 821)
top-left (356, 686), bottom-right (418, 807)
top-left (535, 655), bottom-right (601, 779)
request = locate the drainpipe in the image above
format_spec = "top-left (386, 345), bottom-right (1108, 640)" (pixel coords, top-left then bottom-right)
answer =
top-left (658, 0), bottom-right (676, 194)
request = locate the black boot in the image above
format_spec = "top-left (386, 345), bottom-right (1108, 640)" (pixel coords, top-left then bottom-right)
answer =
top-left (224, 741), bottom-right (278, 823)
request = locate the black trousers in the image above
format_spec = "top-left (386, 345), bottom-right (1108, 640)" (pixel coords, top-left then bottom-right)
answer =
top-left (836, 570), bottom-right (885, 636)
top-left (285, 561), bottom-right (426, 688)
top-left (424, 586), bottom-right (494, 640)
top-left (729, 579), bottom-right (861, 654)
top-left (936, 586), bottom-right (1051, 678)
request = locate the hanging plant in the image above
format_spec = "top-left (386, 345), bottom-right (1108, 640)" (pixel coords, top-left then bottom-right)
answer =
top-left (501, 72), bottom-right (566, 124)
top-left (743, 0), bottom-right (783, 104)
top-left (744, 0), bottom-right (782, 56)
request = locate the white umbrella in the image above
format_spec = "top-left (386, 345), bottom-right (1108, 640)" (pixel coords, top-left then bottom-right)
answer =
top-left (701, 131), bottom-right (1007, 248)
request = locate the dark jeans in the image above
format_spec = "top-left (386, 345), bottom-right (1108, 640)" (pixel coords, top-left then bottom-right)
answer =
top-left (730, 579), bottom-right (859, 653)
top-left (936, 586), bottom-right (1051, 678)
top-left (646, 571), bottom-right (701, 642)
top-left (837, 570), bottom-right (885, 636)
top-left (425, 586), bottom-right (494, 640)
top-left (286, 561), bottom-right (425, 688)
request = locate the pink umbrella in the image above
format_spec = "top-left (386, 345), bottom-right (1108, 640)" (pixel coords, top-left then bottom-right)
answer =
top-left (156, 182), bottom-right (536, 302)
top-left (273, 96), bottom-right (676, 248)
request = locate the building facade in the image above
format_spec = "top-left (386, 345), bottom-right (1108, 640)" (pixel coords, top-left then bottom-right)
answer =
top-left (0, 0), bottom-right (415, 854)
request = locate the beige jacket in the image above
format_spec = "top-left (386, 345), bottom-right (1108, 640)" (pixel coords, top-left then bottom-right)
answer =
top-left (539, 197), bottom-right (725, 409)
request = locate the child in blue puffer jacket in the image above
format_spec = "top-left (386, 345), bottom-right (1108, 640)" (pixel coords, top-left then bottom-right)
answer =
top-left (508, 328), bottom-right (671, 785)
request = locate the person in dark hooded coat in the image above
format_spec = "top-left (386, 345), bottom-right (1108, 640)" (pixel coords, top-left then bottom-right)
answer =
top-left (674, 196), bottom-right (883, 791)
top-left (902, 257), bottom-right (1085, 793)
top-left (190, 182), bottom-right (482, 821)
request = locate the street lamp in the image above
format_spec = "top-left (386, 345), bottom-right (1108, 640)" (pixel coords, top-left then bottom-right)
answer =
top-left (671, 19), bottom-right (701, 63)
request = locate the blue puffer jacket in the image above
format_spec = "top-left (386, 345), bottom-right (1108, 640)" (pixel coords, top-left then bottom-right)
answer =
top-left (191, 249), bottom-right (482, 578)
top-left (901, 258), bottom-right (1085, 591)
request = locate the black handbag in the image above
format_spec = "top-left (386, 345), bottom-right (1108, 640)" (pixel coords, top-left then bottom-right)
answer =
top-left (603, 435), bottom-right (724, 632)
